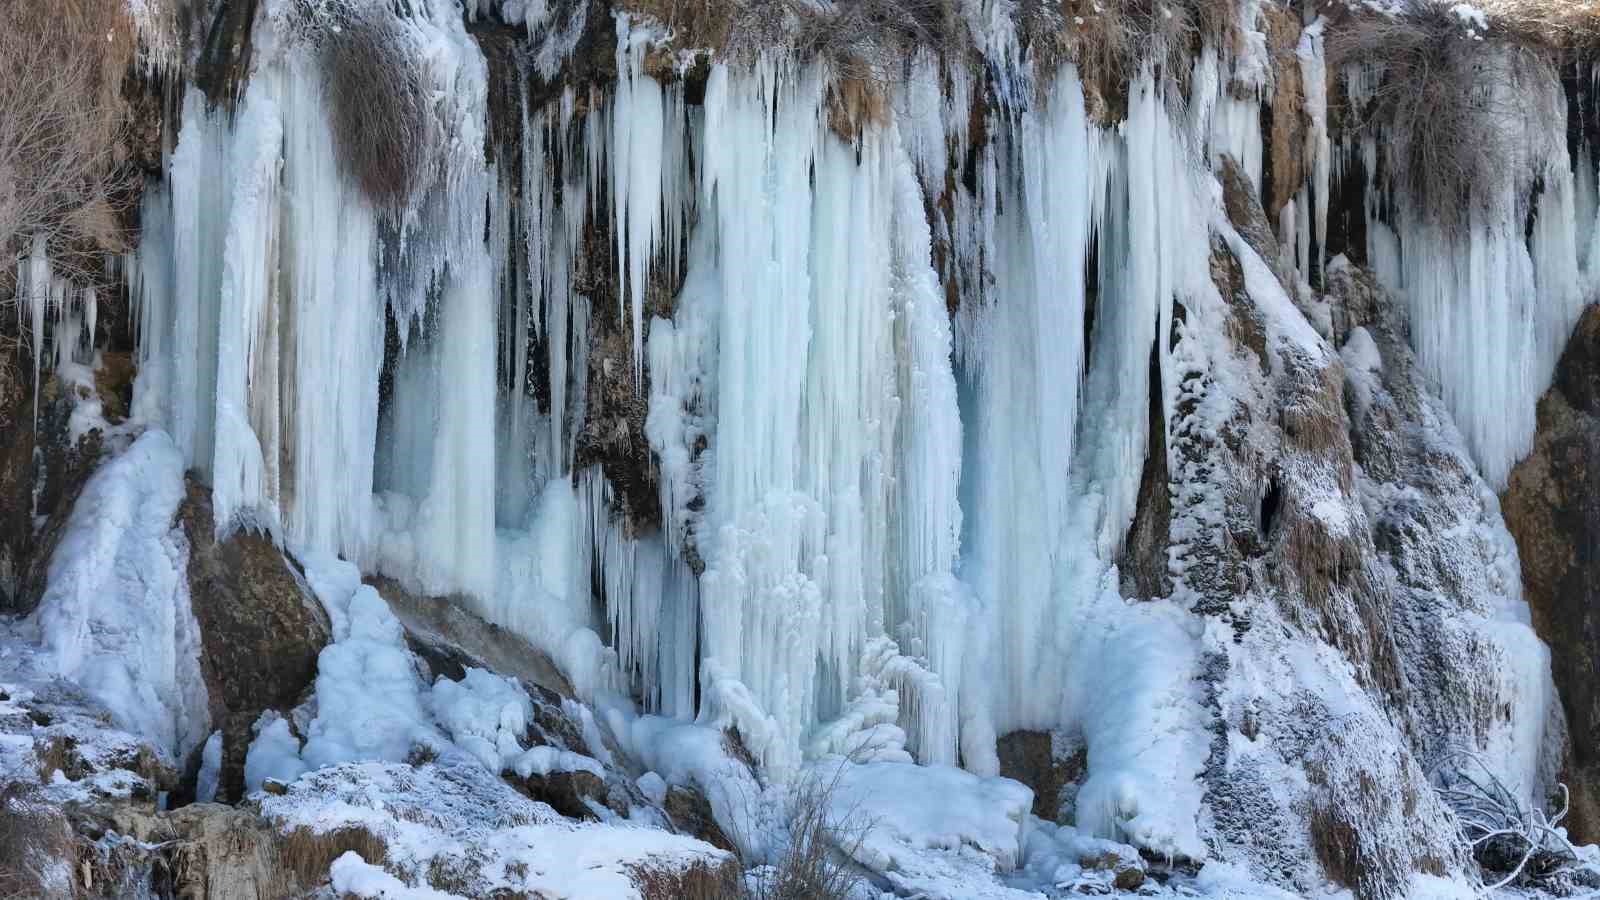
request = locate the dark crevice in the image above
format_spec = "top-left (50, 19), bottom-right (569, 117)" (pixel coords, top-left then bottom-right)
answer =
top-left (1260, 476), bottom-right (1283, 538)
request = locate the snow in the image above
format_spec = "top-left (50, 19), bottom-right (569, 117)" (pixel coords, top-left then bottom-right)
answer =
top-left (20, 430), bottom-right (208, 762)
top-left (330, 854), bottom-right (464, 900)
top-left (428, 667), bottom-right (537, 773)
top-left (1065, 582), bottom-right (1209, 861)
top-left (244, 712), bottom-right (309, 793)
top-left (245, 550), bottom-right (615, 798)
top-left (823, 759), bottom-right (1033, 874)
top-left (295, 552), bottom-right (444, 770)
top-left (509, 745), bottom-right (604, 780)
top-left (260, 757), bottom-right (729, 900)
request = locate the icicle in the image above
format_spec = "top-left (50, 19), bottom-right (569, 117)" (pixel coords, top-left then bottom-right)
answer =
top-left (611, 14), bottom-right (666, 382)
top-left (1372, 47), bottom-right (1589, 488)
top-left (693, 58), bottom-right (830, 775)
top-left (1297, 17), bottom-right (1329, 280)
top-left (210, 70), bottom-right (284, 535)
top-left (21, 234), bottom-right (51, 426)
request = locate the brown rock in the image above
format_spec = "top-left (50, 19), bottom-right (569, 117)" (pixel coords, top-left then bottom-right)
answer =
top-left (1261, 3), bottom-right (1307, 223)
top-left (1219, 154), bottom-right (1290, 290)
top-left (664, 784), bottom-right (736, 853)
top-left (2, 369), bottom-right (118, 616)
top-left (66, 800), bottom-right (293, 900)
top-left (1082, 849), bottom-right (1146, 890)
top-left (996, 730), bottom-right (1086, 823)
top-left (518, 769), bottom-right (609, 821)
top-left (177, 481), bottom-right (331, 804)
top-left (1503, 304), bottom-right (1600, 843)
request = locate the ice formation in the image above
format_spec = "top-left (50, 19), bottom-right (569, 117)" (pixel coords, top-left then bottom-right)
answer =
top-left (21, 431), bottom-right (208, 760)
top-left (1340, 42), bottom-right (1593, 488)
top-left (104, 0), bottom-right (1593, 872)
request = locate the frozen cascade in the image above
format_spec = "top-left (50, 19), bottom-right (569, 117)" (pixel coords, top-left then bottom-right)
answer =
top-left (129, 0), bottom-right (500, 598)
top-left (954, 63), bottom-right (1104, 736)
top-left (131, 63), bottom-right (387, 557)
top-left (103, 3), bottom-right (1583, 869)
top-left (1296, 17), bottom-right (1330, 280)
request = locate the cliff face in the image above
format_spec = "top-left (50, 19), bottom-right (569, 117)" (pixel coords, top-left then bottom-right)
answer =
top-left (1505, 304), bottom-right (1600, 842)
top-left (4, 0), bottom-right (1600, 898)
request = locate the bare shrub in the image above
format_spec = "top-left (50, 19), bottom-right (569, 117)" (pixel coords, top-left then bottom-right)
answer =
top-left (0, 1), bottom-right (135, 284)
top-left (300, 1), bottom-right (438, 210)
top-left (1431, 751), bottom-right (1595, 891)
top-left (740, 764), bottom-right (873, 900)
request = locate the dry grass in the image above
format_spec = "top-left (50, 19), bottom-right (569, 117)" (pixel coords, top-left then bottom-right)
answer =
top-left (628, 856), bottom-right (742, 900)
top-left (299, 1), bottom-right (439, 210)
top-left (1476, 0), bottom-right (1600, 50)
top-left (280, 823), bottom-right (389, 887)
top-left (1021, 0), bottom-right (1241, 120)
top-left (1326, 0), bottom-right (1552, 231)
top-left (723, 0), bottom-right (969, 126)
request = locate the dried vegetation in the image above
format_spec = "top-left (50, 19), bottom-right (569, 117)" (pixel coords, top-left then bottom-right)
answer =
top-left (0, 1), bottom-right (138, 282)
top-left (295, 1), bottom-right (440, 210)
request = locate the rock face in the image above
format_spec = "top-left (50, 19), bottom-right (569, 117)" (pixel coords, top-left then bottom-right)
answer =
top-left (1504, 304), bottom-right (1600, 842)
top-left (1160, 167), bottom-right (1555, 900)
top-left (177, 483), bottom-right (331, 804)
top-left (71, 801), bottom-right (292, 900)
top-left (0, 364), bottom-right (127, 617)
top-left (995, 730), bottom-right (1086, 823)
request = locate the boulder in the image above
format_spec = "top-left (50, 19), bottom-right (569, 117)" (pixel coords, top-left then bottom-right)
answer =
top-left (176, 482), bottom-right (331, 804)
top-left (517, 768), bottom-right (609, 821)
top-left (995, 730), bottom-right (1086, 824)
top-left (664, 784), bottom-right (736, 853)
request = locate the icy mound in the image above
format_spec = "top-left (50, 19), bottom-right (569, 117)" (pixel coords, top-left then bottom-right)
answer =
top-left (21, 430), bottom-right (208, 761)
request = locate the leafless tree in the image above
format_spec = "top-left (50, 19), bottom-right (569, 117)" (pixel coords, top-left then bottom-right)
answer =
top-left (1431, 750), bottom-right (1590, 891)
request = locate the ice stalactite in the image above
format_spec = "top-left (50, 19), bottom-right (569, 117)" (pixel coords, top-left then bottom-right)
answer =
top-left (610, 14), bottom-right (689, 382)
top-left (15, 234), bottom-right (102, 430)
top-left (1296, 17), bottom-right (1330, 280)
top-left (955, 63), bottom-right (1103, 737)
top-left (886, 136), bottom-right (969, 769)
top-left (689, 60), bottom-right (842, 774)
top-left (131, 60), bottom-right (386, 555)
